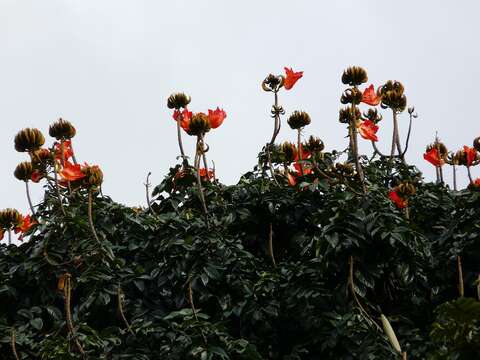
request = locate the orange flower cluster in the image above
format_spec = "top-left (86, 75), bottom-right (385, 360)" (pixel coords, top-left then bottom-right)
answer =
top-left (173, 107), bottom-right (227, 135)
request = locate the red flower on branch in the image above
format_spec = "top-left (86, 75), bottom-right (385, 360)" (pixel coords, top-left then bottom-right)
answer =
top-left (423, 148), bottom-right (444, 167)
top-left (14, 214), bottom-right (36, 241)
top-left (199, 168), bottom-right (215, 180)
top-left (208, 107), bottom-right (227, 129)
top-left (173, 108), bottom-right (193, 133)
top-left (54, 140), bottom-right (74, 162)
top-left (389, 190), bottom-right (408, 209)
top-left (59, 161), bottom-right (86, 182)
top-left (293, 161), bottom-right (313, 175)
top-left (362, 84), bottom-right (381, 106)
top-left (357, 120), bottom-right (379, 142)
top-left (284, 67), bottom-right (303, 90)
top-left (463, 145), bottom-right (477, 166)
top-left (31, 170), bottom-right (43, 183)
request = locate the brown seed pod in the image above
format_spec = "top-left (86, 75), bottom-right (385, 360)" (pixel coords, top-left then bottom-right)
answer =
top-left (262, 74), bottom-right (284, 92)
top-left (31, 148), bottom-right (52, 166)
top-left (287, 111), bottom-right (311, 130)
top-left (396, 182), bottom-right (416, 197)
top-left (49, 118), bottom-right (76, 140)
top-left (378, 80), bottom-right (407, 112)
top-left (14, 161), bottom-right (34, 182)
top-left (339, 107), bottom-right (361, 124)
top-left (303, 136), bottom-right (325, 153)
top-left (341, 66), bottom-right (368, 86)
top-left (378, 80), bottom-right (405, 96)
top-left (83, 165), bottom-right (103, 188)
top-left (0, 208), bottom-right (22, 229)
top-left (188, 113), bottom-right (211, 136)
top-left (280, 142), bottom-right (297, 163)
top-left (363, 108), bottom-right (383, 123)
top-left (167, 92), bottom-right (191, 109)
top-left (14, 128), bottom-right (45, 153)
top-left (473, 136), bottom-right (480, 152)
top-left (340, 88), bottom-right (363, 105)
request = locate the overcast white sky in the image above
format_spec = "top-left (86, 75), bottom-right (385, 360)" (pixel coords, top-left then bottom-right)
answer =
top-left (1, 0), bottom-right (479, 222)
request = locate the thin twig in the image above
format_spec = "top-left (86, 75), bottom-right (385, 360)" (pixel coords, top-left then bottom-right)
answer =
top-left (297, 129), bottom-right (304, 176)
top-left (348, 256), bottom-right (382, 332)
top-left (25, 181), bottom-right (36, 218)
top-left (453, 164), bottom-right (457, 191)
top-left (268, 223), bottom-right (276, 267)
top-left (457, 255), bottom-right (464, 297)
top-left (194, 140), bottom-right (209, 228)
top-left (467, 166), bottom-right (473, 184)
top-left (144, 172), bottom-right (152, 212)
top-left (51, 155), bottom-right (66, 216)
top-left (400, 111), bottom-right (414, 157)
top-left (176, 115), bottom-right (188, 167)
top-left (188, 279), bottom-right (208, 345)
top-left (64, 274), bottom-right (85, 357)
top-left (10, 328), bottom-right (20, 360)
top-left (88, 190), bottom-right (102, 246)
top-left (117, 284), bottom-right (135, 336)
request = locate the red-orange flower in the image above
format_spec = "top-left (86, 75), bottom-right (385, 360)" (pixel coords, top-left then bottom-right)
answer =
top-left (59, 161), bottom-right (86, 181)
top-left (357, 120), bottom-right (379, 142)
top-left (54, 140), bottom-right (74, 162)
top-left (0, 229), bottom-right (4, 241)
top-left (362, 84), bottom-right (381, 106)
top-left (474, 178), bottom-right (480, 186)
top-left (14, 214), bottom-right (36, 241)
top-left (284, 67), bottom-right (303, 90)
top-left (423, 148), bottom-right (444, 167)
top-left (173, 108), bottom-right (193, 133)
top-left (389, 190), bottom-right (408, 209)
top-left (208, 107), bottom-right (227, 129)
top-left (199, 168), bottom-right (215, 180)
top-left (293, 161), bottom-right (313, 175)
top-left (31, 170), bottom-right (43, 183)
top-left (294, 144), bottom-right (311, 161)
top-left (463, 145), bottom-right (477, 166)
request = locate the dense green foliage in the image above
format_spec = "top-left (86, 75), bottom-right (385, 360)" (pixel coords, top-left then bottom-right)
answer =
top-left (1, 154), bottom-right (479, 359)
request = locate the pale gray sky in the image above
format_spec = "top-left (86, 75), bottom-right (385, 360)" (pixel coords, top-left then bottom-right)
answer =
top-left (1, 0), bottom-right (479, 222)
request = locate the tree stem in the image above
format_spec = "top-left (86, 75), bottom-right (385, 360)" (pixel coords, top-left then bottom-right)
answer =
top-left (25, 181), bottom-right (36, 218)
top-left (297, 129), bottom-right (304, 176)
top-left (88, 190), bottom-right (101, 246)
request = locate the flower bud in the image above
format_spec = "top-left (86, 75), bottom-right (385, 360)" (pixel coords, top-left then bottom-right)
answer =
top-left (14, 162), bottom-right (34, 182)
top-left (167, 92), bottom-right (191, 109)
top-left (340, 88), bottom-right (363, 105)
top-left (0, 208), bottom-right (22, 229)
top-left (363, 108), bottom-right (383, 123)
top-left (188, 113), bottom-right (211, 135)
top-left (49, 118), bottom-right (76, 140)
top-left (341, 66), bottom-right (368, 86)
top-left (262, 74), bottom-right (284, 92)
top-left (31, 148), bottom-right (52, 166)
top-left (83, 165), bottom-right (103, 188)
top-left (396, 182), bottom-right (416, 197)
top-left (303, 136), bottom-right (325, 153)
top-left (379, 81), bottom-right (407, 112)
top-left (14, 128), bottom-right (45, 153)
top-left (287, 111), bottom-right (311, 130)
top-left (280, 142), bottom-right (297, 163)
top-left (339, 107), bottom-right (361, 124)
top-left (473, 136), bottom-right (480, 152)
